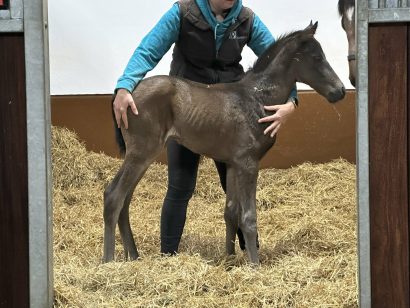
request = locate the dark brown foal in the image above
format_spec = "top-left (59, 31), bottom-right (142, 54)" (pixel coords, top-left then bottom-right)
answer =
top-left (103, 22), bottom-right (346, 264)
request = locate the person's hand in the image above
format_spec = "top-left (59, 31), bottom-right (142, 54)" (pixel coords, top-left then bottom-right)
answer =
top-left (113, 89), bottom-right (138, 129)
top-left (258, 101), bottom-right (296, 137)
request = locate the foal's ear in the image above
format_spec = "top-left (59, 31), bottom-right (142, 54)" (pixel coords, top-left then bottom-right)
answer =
top-left (306, 20), bottom-right (318, 36)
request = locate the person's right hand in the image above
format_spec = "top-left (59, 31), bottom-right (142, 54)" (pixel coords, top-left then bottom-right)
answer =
top-left (113, 88), bottom-right (138, 129)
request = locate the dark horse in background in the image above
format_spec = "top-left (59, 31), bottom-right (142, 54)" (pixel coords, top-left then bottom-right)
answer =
top-left (339, 0), bottom-right (356, 87)
top-left (103, 22), bottom-right (346, 265)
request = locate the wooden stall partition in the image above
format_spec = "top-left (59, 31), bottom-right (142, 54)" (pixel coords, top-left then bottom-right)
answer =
top-left (0, 33), bottom-right (29, 308)
top-left (51, 90), bottom-right (356, 169)
top-left (368, 23), bottom-right (409, 307)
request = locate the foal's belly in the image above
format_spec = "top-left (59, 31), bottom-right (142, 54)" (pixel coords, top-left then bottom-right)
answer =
top-left (171, 83), bottom-right (263, 162)
top-left (175, 123), bottom-right (257, 163)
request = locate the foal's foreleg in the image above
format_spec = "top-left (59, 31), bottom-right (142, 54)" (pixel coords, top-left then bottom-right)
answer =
top-left (237, 168), bottom-right (259, 264)
top-left (224, 167), bottom-right (239, 256)
top-left (225, 164), bottom-right (259, 264)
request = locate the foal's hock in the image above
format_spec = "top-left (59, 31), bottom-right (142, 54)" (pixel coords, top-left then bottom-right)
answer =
top-left (103, 22), bottom-right (346, 264)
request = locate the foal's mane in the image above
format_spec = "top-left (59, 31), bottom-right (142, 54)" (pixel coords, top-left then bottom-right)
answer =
top-left (249, 29), bottom-right (310, 74)
top-left (338, 0), bottom-right (355, 16)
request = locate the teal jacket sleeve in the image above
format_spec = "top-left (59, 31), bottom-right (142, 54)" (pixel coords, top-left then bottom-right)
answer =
top-left (115, 3), bottom-right (180, 93)
top-left (248, 14), bottom-right (298, 103)
top-left (248, 14), bottom-right (275, 57)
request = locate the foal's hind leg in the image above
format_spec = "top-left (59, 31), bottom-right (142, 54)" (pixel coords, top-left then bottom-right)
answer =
top-left (103, 166), bottom-right (125, 263)
top-left (118, 193), bottom-right (138, 260)
top-left (103, 153), bottom-right (154, 263)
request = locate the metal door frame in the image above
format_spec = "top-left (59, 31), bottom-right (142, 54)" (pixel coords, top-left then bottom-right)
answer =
top-left (0, 0), bottom-right (52, 306)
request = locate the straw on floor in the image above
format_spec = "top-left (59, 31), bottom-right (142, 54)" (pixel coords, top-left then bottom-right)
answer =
top-left (52, 126), bottom-right (357, 307)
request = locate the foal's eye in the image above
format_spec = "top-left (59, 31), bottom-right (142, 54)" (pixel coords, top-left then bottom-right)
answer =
top-left (313, 56), bottom-right (323, 62)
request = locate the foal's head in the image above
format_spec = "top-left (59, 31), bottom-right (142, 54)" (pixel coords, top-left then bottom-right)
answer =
top-left (290, 22), bottom-right (346, 102)
top-left (339, 0), bottom-right (356, 87)
top-left (249, 22), bottom-right (345, 103)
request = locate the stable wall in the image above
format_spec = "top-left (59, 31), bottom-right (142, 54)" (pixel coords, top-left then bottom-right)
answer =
top-left (51, 90), bottom-right (355, 169)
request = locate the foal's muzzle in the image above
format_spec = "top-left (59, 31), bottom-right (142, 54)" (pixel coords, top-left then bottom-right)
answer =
top-left (328, 86), bottom-right (346, 103)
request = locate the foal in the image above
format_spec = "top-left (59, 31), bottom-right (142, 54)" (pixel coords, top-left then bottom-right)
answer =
top-left (103, 22), bottom-right (346, 265)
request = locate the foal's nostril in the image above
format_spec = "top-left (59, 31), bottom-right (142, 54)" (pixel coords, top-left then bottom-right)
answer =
top-left (328, 86), bottom-right (346, 102)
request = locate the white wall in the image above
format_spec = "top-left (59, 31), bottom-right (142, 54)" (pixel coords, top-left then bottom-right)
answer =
top-left (48, 0), bottom-right (350, 95)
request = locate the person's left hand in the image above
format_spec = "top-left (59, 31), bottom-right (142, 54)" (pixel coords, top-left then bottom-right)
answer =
top-left (258, 101), bottom-right (296, 137)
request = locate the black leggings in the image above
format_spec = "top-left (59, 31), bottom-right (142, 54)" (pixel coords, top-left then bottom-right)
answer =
top-left (160, 139), bottom-right (256, 254)
top-left (160, 139), bottom-right (226, 254)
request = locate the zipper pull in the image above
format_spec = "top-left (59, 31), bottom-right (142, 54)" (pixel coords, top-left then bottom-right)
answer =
top-left (214, 24), bottom-right (219, 59)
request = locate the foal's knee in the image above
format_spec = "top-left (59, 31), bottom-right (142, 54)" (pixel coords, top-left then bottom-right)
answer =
top-left (224, 201), bottom-right (238, 225)
top-left (239, 211), bottom-right (257, 235)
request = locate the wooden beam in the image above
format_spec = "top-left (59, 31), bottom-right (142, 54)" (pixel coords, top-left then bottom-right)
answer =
top-left (0, 33), bottom-right (29, 308)
top-left (368, 23), bottom-right (410, 307)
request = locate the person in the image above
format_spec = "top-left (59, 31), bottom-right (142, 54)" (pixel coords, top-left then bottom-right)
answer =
top-left (113, 0), bottom-right (298, 254)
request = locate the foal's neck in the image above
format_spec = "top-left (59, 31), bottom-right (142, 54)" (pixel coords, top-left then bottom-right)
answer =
top-left (243, 45), bottom-right (296, 105)
top-left (243, 54), bottom-right (296, 106)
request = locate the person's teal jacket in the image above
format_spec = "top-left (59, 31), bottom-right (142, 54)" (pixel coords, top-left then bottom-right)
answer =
top-left (115, 0), bottom-right (297, 100)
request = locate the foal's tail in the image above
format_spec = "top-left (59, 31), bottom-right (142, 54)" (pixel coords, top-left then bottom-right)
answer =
top-left (111, 94), bottom-right (126, 156)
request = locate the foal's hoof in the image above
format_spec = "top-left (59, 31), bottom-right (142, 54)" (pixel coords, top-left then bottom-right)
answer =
top-left (125, 250), bottom-right (139, 261)
top-left (101, 256), bottom-right (114, 264)
top-left (249, 261), bottom-right (261, 269)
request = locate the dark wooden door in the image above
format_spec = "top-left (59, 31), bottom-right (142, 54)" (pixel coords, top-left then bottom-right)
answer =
top-left (0, 33), bottom-right (29, 308)
top-left (368, 23), bottom-right (410, 307)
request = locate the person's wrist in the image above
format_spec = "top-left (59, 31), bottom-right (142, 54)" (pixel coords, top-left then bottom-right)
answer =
top-left (117, 88), bottom-right (131, 96)
top-left (288, 97), bottom-right (297, 109)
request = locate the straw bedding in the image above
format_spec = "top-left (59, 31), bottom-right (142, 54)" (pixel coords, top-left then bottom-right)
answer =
top-left (52, 126), bottom-right (358, 307)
